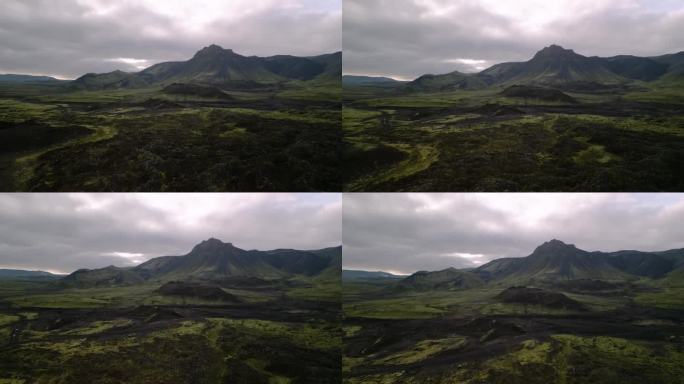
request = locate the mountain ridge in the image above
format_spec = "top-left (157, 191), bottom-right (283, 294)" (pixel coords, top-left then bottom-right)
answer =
top-left (0, 269), bottom-right (61, 279)
top-left (71, 45), bottom-right (341, 90)
top-left (399, 45), bottom-right (684, 91)
top-left (0, 74), bottom-right (60, 83)
top-left (60, 238), bottom-right (341, 288)
top-left (398, 240), bottom-right (684, 289)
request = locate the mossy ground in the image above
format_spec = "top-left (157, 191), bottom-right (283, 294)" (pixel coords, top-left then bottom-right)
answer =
top-left (0, 278), bottom-right (341, 383)
top-left (343, 279), bottom-right (684, 383)
top-left (0, 82), bottom-right (341, 192)
top-left (343, 84), bottom-right (684, 191)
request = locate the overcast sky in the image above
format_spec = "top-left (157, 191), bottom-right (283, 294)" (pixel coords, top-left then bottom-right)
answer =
top-left (343, 193), bottom-right (684, 275)
top-left (0, 193), bottom-right (341, 274)
top-left (0, 0), bottom-right (341, 79)
top-left (344, 0), bottom-right (684, 80)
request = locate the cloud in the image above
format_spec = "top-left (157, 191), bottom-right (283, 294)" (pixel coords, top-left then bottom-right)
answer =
top-left (0, 193), bottom-right (341, 274)
top-left (0, 0), bottom-right (341, 79)
top-left (343, 0), bottom-right (684, 80)
top-left (342, 193), bottom-right (684, 275)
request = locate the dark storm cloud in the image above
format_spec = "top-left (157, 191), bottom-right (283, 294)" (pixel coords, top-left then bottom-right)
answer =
top-left (343, 194), bottom-right (684, 275)
top-left (0, 0), bottom-right (341, 79)
top-left (343, 0), bottom-right (684, 80)
top-left (0, 194), bottom-right (341, 274)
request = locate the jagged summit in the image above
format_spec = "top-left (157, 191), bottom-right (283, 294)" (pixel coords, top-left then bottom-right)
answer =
top-left (532, 239), bottom-right (578, 254)
top-left (533, 45), bottom-right (580, 59)
top-left (192, 44), bottom-right (236, 58)
top-left (193, 238), bottom-right (234, 249)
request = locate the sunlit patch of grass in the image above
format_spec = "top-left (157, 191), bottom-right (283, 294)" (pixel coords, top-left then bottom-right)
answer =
top-left (635, 287), bottom-right (684, 310)
top-left (346, 144), bottom-right (439, 191)
top-left (344, 325), bottom-right (362, 338)
top-left (573, 144), bottom-right (619, 165)
top-left (62, 319), bottom-right (133, 336)
top-left (210, 318), bottom-right (341, 351)
top-left (376, 336), bottom-right (468, 365)
top-left (0, 314), bottom-right (20, 327)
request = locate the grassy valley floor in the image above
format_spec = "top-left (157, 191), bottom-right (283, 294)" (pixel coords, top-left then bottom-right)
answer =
top-left (343, 280), bottom-right (684, 383)
top-left (343, 83), bottom-right (684, 191)
top-left (0, 278), bottom-right (341, 384)
top-left (0, 82), bottom-right (341, 192)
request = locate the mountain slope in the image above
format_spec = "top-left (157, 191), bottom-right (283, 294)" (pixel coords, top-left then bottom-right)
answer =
top-left (476, 240), bottom-right (628, 282)
top-left (0, 269), bottom-right (59, 280)
top-left (0, 74), bottom-right (59, 83)
top-left (476, 240), bottom-right (684, 283)
top-left (60, 266), bottom-right (145, 288)
top-left (652, 52), bottom-right (684, 80)
top-left (419, 45), bottom-right (684, 89)
top-left (482, 45), bottom-right (626, 86)
top-left (342, 75), bottom-right (403, 86)
top-left (398, 267), bottom-right (485, 291)
top-left (71, 45), bottom-right (341, 90)
top-left (308, 52), bottom-right (342, 82)
top-left (602, 55), bottom-right (669, 81)
top-left (60, 238), bottom-right (341, 287)
top-left (342, 270), bottom-right (403, 281)
top-left (408, 70), bottom-right (487, 91)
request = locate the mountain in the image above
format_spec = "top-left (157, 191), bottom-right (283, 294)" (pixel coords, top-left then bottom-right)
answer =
top-left (476, 240), bottom-right (628, 282)
top-left (307, 52), bottom-right (342, 82)
top-left (409, 45), bottom-right (684, 91)
top-left (342, 75), bottom-right (404, 86)
top-left (601, 55), bottom-right (669, 81)
top-left (408, 70), bottom-right (487, 91)
top-left (397, 240), bottom-right (684, 289)
top-left (478, 45), bottom-right (626, 86)
top-left (476, 240), bottom-right (684, 283)
top-left (60, 238), bottom-right (341, 288)
top-left (71, 45), bottom-right (341, 90)
top-left (0, 269), bottom-right (60, 280)
top-left (652, 52), bottom-right (684, 79)
top-left (398, 267), bottom-right (484, 291)
top-left (60, 266), bottom-right (145, 288)
top-left (0, 74), bottom-right (59, 83)
top-left (342, 270), bottom-right (404, 281)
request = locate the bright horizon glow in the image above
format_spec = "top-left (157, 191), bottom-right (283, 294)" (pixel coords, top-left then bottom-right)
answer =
top-left (344, 0), bottom-right (684, 79)
top-left (0, 193), bottom-right (341, 274)
top-left (343, 193), bottom-right (684, 275)
top-left (0, 0), bottom-right (341, 79)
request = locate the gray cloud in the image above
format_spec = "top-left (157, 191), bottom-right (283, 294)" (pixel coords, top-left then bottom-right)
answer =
top-left (0, 0), bottom-right (341, 79)
top-left (342, 193), bottom-right (684, 275)
top-left (0, 193), bottom-right (341, 274)
top-left (343, 0), bottom-right (684, 80)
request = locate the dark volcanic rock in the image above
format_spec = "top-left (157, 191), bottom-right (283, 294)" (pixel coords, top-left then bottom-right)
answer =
top-left (473, 103), bottom-right (525, 116)
top-left (140, 98), bottom-right (182, 109)
top-left (156, 281), bottom-right (240, 302)
top-left (500, 85), bottom-right (576, 103)
top-left (496, 286), bottom-right (585, 311)
top-left (556, 279), bottom-right (622, 292)
top-left (162, 83), bottom-right (232, 99)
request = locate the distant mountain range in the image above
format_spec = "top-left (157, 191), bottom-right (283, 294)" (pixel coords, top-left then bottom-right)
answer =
top-left (348, 45), bottom-right (684, 92)
top-left (342, 269), bottom-right (404, 281)
top-left (71, 45), bottom-right (341, 90)
top-left (0, 269), bottom-right (61, 280)
top-left (342, 75), bottom-right (405, 87)
top-left (0, 74), bottom-right (59, 83)
top-left (397, 239), bottom-right (684, 290)
top-left (60, 238), bottom-right (341, 288)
